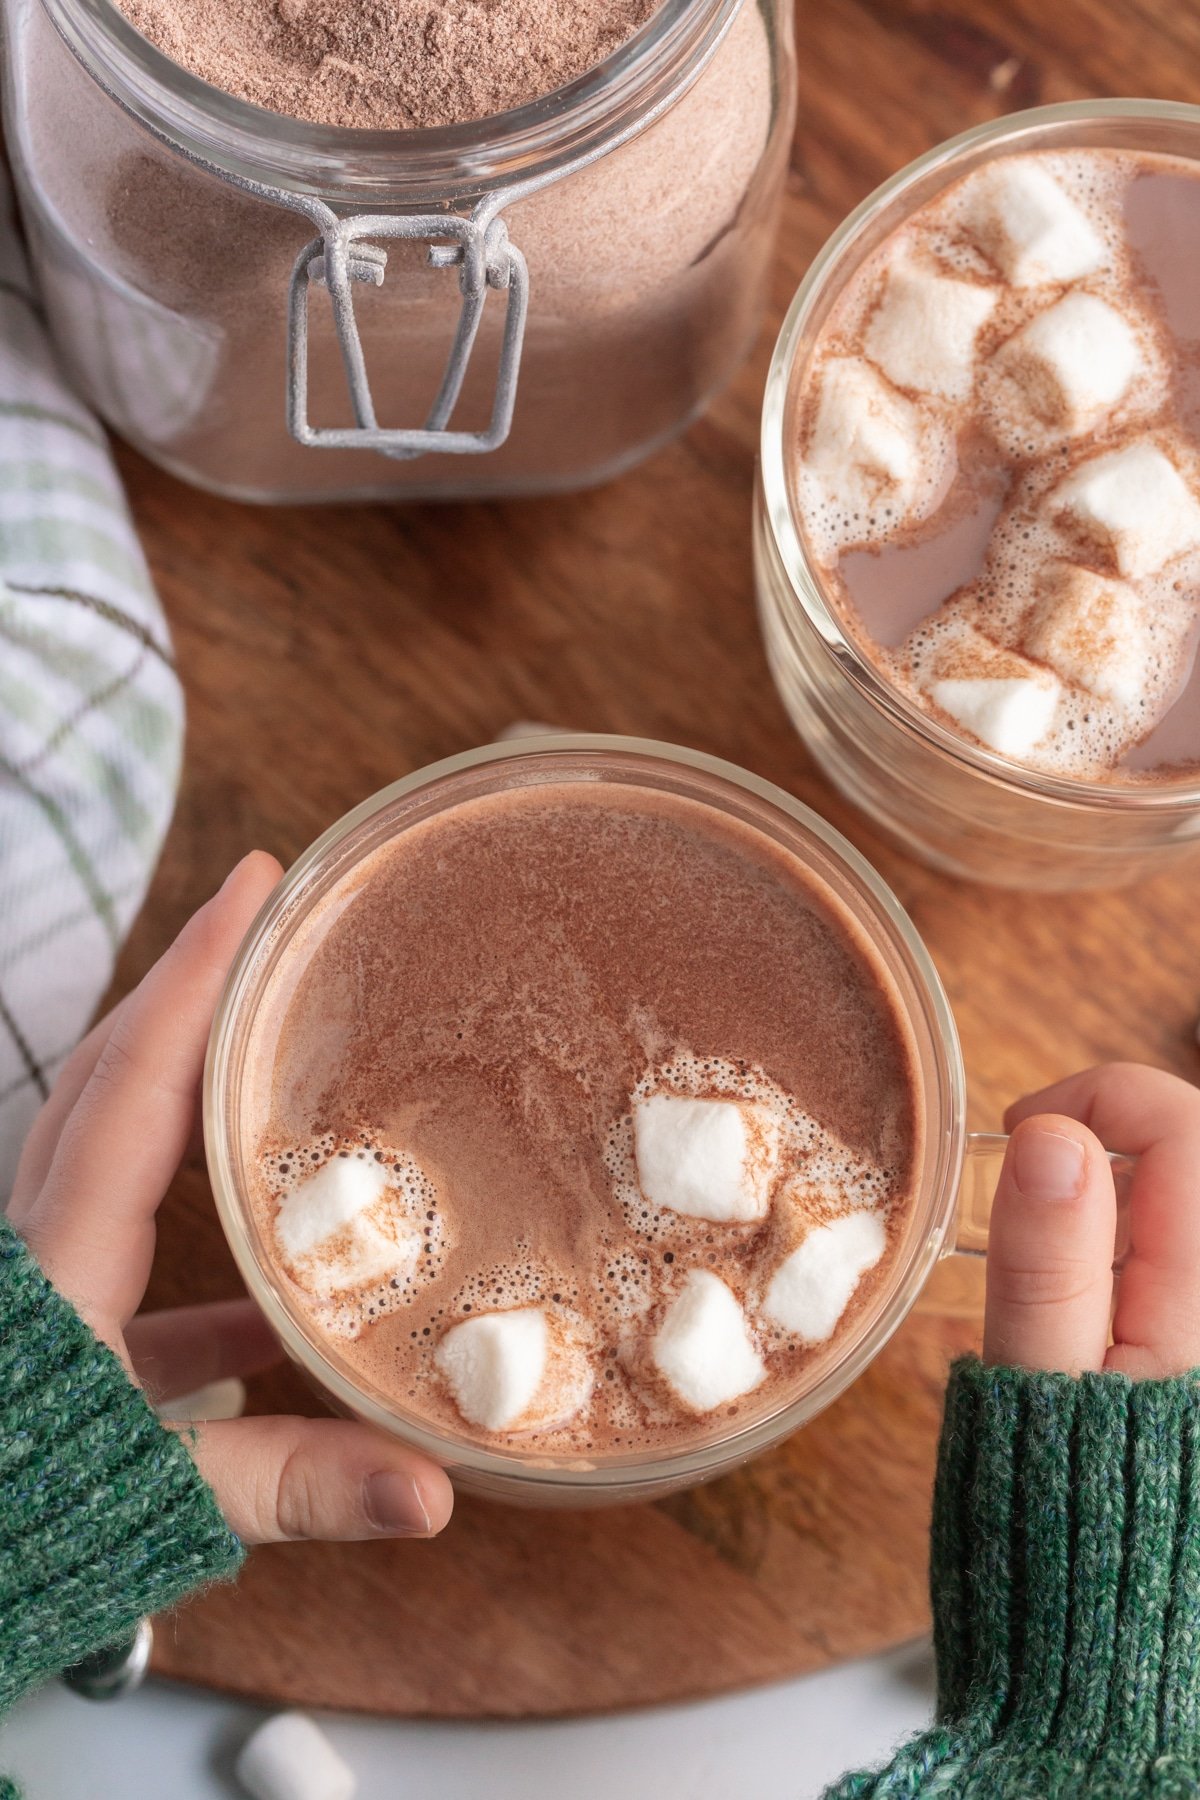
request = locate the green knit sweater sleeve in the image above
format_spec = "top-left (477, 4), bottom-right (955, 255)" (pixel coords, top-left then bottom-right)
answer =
top-left (826, 1356), bottom-right (1200, 1798)
top-left (0, 1217), bottom-right (244, 1722)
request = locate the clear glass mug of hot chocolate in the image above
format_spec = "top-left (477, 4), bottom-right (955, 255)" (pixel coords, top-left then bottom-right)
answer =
top-left (205, 734), bottom-right (1028, 1508)
top-left (756, 101), bottom-right (1200, 891)
top-left (4, 0), bottom-right (793, 501)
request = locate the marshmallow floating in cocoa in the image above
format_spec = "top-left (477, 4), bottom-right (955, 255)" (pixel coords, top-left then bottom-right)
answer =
top-left (651, 1270), bottom-right (766, 1414)
top-left (273, 1157), bottom-right (421, 1298)
top-left (633, 1092), bottom-right (781, 1223)
top-left (925, 626), bottom-right (1060, 757)
top-left (435, 1305), bottom-right (593, 1433)
top-left (994, 291), bottom-right (1142, 434)
top-left (959, 157), bottom-right (1105, 287)
top-left (864, 259), bottom-right (997, 400)
top-left (804, 355), bottom-right (926, 516)
top-left (1025, 562), bottom-right (1148, 705)
top-left (762, 1210), bottom-right (887, 1343)
top-left (1051, 440), bottom-right (1200, 580)
top-left (930, 674), bottom-right (1059, 757)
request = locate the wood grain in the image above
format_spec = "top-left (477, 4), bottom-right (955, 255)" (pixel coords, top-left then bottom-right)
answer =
top-left (104, 0), bottom-right (1200, 1714)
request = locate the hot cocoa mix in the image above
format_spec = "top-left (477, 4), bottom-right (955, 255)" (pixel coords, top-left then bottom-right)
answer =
top-left (239, 780), bottom-right (923, 1457)
top-left (114, 0), bottom-right (661, 129)
top-left (15, 0), bottom-right (786, 499)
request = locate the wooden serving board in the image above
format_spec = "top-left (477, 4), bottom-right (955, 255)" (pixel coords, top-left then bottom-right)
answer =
top-left (107, 0), bottom-right (1200, 1717)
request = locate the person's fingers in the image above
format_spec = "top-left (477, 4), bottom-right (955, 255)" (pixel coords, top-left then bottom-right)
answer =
top-left (21, 853), bottom-right (281, 1324)
top-left (126, 1298), bottom-right (282, 1406)
top-left (187, 1415), bottom-right (455, 1545)
top-left (6, 998), bottom-right (130, 1224)
top-left (1007, 1063), bottom-right (1200, 1379)
top-left (983, 1114), bottom-right (1117, 1374)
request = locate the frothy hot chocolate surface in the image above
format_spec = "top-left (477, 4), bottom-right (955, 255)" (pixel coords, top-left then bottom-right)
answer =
top-left (791, 147), bottom-right (1200, 784)
top-left (114, 0), bottom-right (660, 129)
top-left (241, 777), bottom-right (922, 1458)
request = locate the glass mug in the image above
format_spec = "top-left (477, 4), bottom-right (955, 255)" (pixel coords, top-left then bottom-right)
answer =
top-left (755, 100), bottom-right (1200, 893)
top-left (205, 736), bottom-right (1044, 1507)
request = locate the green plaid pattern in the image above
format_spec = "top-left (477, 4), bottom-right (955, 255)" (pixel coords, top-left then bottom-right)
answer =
top-left (0, 188), bottom-right (182, 1198)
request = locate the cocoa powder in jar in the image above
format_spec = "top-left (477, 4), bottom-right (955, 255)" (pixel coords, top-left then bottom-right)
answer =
top-left (17, 0), bottom-right (783, 498)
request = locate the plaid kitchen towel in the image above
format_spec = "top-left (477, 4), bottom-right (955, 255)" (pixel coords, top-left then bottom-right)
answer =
top-left (0, 186), bottom-right (183, 1199)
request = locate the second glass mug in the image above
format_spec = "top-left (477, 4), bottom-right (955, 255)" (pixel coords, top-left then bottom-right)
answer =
top-left (755, 100), bottom-right (1200, 893)
top-left (205, 735), bottom-right (1061, 1507)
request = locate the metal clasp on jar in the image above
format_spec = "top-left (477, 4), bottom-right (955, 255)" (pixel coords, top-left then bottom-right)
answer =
top-left (288, 209), bottom-right (529, 460)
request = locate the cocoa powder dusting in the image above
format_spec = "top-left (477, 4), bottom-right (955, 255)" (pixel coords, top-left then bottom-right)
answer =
top-left (114, 0), bottom-right (662, 129)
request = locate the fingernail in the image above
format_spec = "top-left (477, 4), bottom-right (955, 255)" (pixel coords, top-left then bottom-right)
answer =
top-left (1013, 1127), bottom-right (1086, 1203)
top-left (363, 1471), bottom-right (433, 1536)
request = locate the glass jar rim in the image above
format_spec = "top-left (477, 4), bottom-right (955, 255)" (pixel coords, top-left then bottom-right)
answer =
top-left (759, 98), bottom-right (1200, 815)
top-left (203, 734), bottom-right (967, 1497)
top-left (42, 0), bottom-right (743, 202)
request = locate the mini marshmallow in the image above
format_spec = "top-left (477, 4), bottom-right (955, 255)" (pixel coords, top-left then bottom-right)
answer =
top-left (925, 625), bottom-right (1060, 756)
top-left (274, 1157), bottom-right (420, 1297)
top-left (804, 355), bottom-right (924, 513)
top-left (1052, 441), bottom-right (1200, 579)
top-left (930, 672), bottom-right (1059, 757)
top-left (995, 291), bottom-right (1141, 432)
top-left (762, 1211), bottom-right (887, 1343)
top-left (651, 1270), bottom-right (766, 1414)
top-left (1025, 562), bottom-right (1147, 704)
top-left (435, 1306), bottom-right (593, 1433)
top-left (959, 157), bottom-right (1105, 287)
top-left (864, 260), bottom-right (996, 399)
top-left (633, 1093), bottom-right (781, 1223)
top-left (235, 1711), bottom-right (356, 1800)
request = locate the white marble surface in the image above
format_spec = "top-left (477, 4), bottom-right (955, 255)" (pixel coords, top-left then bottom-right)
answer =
top-left (1, 1640), bottom-right (935, 1798)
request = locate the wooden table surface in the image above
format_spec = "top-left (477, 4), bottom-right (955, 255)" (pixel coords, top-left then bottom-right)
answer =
top-left (116, 0), bottom-right (1200, 1716)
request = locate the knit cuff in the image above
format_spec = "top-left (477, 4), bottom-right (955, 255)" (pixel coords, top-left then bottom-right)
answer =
top-left (0, 1221), bottom-right (244, 1712)
top-left (931, 1357), bottom-right (1200, 1775)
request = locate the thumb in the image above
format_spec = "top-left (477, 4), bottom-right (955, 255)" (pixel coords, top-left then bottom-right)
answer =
top-left (184, 1415), bottom-right (454, 1544)
top-left (983, 1114), bottom-right (1117, 1375)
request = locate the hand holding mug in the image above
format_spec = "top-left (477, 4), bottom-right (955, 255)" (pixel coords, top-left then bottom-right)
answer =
top-left (985, 1065), bottom-right (1200, 1378)
top-left (5, 854), bottom-right (454, 1546)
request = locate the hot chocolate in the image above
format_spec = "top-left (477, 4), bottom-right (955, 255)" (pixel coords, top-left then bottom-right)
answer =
top-left (240, 778), bottom-right (922, 1456)
top-left (791, 146), bottom-right (1200, 783)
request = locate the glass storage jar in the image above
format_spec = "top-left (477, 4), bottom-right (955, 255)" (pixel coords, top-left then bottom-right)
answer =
top-left (3, 0), bottom-right (794, 502)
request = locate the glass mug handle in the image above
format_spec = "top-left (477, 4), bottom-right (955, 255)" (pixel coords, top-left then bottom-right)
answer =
top-left (952, 1133), bottom-right (1138, 1261)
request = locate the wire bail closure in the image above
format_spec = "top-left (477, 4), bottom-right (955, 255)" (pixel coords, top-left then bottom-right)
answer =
top-left (288, 207), bottom-right (530, 460)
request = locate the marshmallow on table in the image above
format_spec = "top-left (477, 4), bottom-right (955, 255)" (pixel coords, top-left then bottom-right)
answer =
top-left (926, 626), bottom-right (1060, 757)
top-left (804, 355), bottom-right (925, 518)
top-left (1025, 562), bottom-right (1147, 705)
top-left (274, 1156), bottom-right (420, 1298)
top-left (1052, 441), bottom-right (1200, 580)
top-left (864, 259), bottom-right (996, 399)
top-left (959, 157), bottom-right (1105, 287)
top-left (633, 1092), bottom-right (781, 1223)
top-left (235, 1711), bottom-right (356, 1800)
top-left (994, 291), bottom-right (1142, 433)
top-left (652, 1270), bottom-right (766, 1414)
top-left (762, 1211), bottom-right (887, 1343)
top-left (435, 1305), bottom-right (593, 1433)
